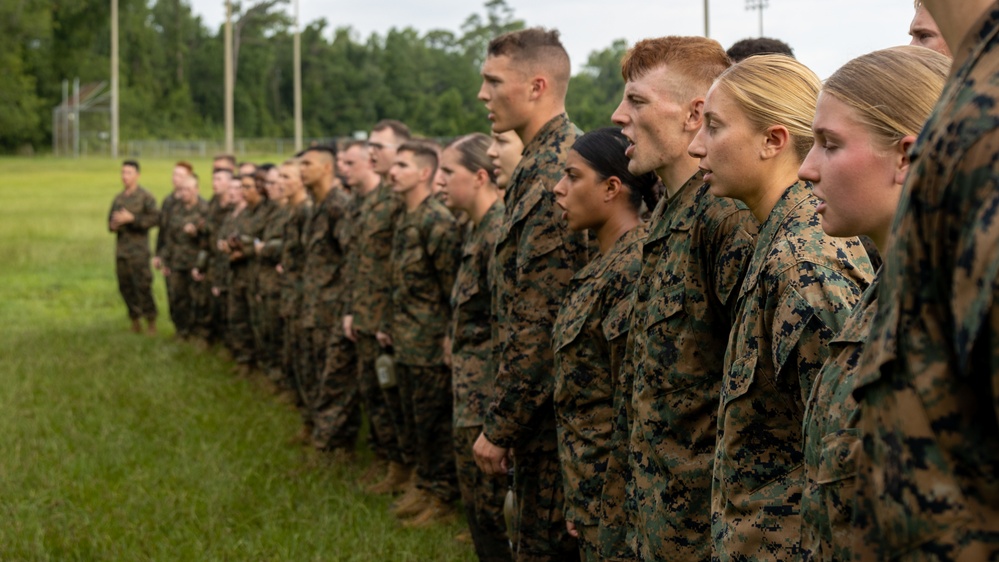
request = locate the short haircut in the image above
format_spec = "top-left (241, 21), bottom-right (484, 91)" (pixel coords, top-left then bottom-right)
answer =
top-left (726, 37), bottom-right (795, 62)
top-left (372, 120), bottom-right (412, 142)
top-left (122, 160), bottom-right (140, 172)
top-left (397, 139), bottom-right (440, 178)
top-left (487, 27), bottom-right (571, 98)
top-left (621, 36), bottom-right (730, 103)
top-left (302, 145), bottom-right (338, 164)
top-left (213, 154), bottom-right (236, 168)
top-left (342, 139), bottom-right (368, 152)
top-left (175, 161), bottom-right (194, 175)
top-left (212, 168), bottom-right (233, 178)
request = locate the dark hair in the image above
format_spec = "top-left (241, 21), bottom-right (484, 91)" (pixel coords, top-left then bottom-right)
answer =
top-left (571, 127), bottom-right (659, 212)
top-left (726, 37), bottom-right (795, 62)
top-left (122, 160), bottom-right (140, 172)
top-left (253, 164), bottom-right (276, 199)
top-left (444, 133), bottom-right (496, 185)
top-left (372, 120), bottom-right (412, 142)
top-left (302, 145), bottom-right (338, 161)
top-left (212, 168), bottom-right (234, 178)
top-left (397, 139), bottom-right (440, 179)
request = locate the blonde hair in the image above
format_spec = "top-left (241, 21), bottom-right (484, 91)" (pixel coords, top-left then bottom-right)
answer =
top-left (823, 46), bottom-right (948, 149)
top-left (715, 54), bottom-right (821, 161)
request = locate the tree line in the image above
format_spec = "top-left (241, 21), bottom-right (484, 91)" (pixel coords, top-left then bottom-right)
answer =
top-left (0, 0), bottom-right (628, 154)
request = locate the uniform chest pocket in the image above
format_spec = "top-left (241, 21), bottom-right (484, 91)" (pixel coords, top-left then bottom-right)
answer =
top-left (553, 300), bottom-right (591, 353)
top-left (370, 227), bottom-right (394, 260)
top-left (815, 428), bottom-right (860, 485)
top-left (512, 184), bottom-right (562, 268)
top-left (645, 288), bottom-right (685, 333)
top-left (453, 273), bottom-right (481, 307)
top-left (720, 352), bottom-right (756, 411)
top-left (601, 297), bottom-right (633, 343)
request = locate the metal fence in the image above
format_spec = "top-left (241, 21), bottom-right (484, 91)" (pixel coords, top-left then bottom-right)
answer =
top-left (119, 138), bottom-right (348, 159)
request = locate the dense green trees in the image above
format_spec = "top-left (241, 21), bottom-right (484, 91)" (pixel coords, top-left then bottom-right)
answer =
top-left (1, 0), bottom-right (627, 153)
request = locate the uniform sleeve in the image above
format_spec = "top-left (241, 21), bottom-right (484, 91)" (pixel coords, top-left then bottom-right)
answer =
top-left (132, 193), bottom-right (160, 231)
top-left (774, 262), bottom-right (867, 406)
top-left (108, 197), bottom-right (119, 232)
top-left (484, 187), bottom-right (589, 447)
top-left (428, 217), bottom-right (461, 310)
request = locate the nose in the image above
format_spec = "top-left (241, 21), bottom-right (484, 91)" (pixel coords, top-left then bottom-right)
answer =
top-left (798, 146), bottom-right (820, 183)
top-left (553, 175), bottom-right (568, 198)
top-left (610, 100), bottom-right (628, 127)
top-left (687, 127), bottom-right (707, 159)
top-left (477, 81), bottom-right (489, 102)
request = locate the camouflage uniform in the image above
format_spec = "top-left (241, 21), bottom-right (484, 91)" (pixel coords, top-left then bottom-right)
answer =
top-left (712, 181), bottom-right (874, 561)
top-left (279, 198), bottom-right (312, 394)
top-left (226, 201), bottom-right (267, 366)
top-left (345, 183), bottom-right (403, 465)
top-left (248, 199), bottom-right (277, 366)
top-left (483, 113), bottom-right (587, 561)
top-left (621, 175), bottom-right (756, 561)
top-left (386, 194), bottom-right (460, 501)
top-left (255, 201), bottom-right (286, 380)
top-left (300, 187), bottom-right (359, 448)
top-left (800, 282), bottom-right (876, 562)
top-left (552, 225), bottom-right (644, 562)
top-left (156, 191), bottom-right (181, 329)
top-left (197, 194), bottom-right (231, 343)
top-left (450, 200), bottom-right (511, 561)
top-left (108, 186), bottom-right (159, 321)
top-left (160, 197), bottom-right (208, 337)
top-left (852, 7), bottom-right (999, 560)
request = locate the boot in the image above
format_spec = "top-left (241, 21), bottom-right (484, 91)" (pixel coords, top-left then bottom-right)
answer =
top-left (146, 318), bottom-right (157, 336)
top-left (402, 495), bottom-right (458, 528)
top-left (358, 458), bottom-right (388, 486)
top-left (367, 462), bottom-right (412, 495)
top-left (130, 318), bottom-right (142, 334)
top-left (392, 488), bottom-right (432, 519)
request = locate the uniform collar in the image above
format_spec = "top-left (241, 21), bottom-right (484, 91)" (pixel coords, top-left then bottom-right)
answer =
top-left (742, 180), bottom-right (814, 290)
top-left (952, 3), bottom-right (999, 74)
top-left (574, 224), bottom-right (646, 281)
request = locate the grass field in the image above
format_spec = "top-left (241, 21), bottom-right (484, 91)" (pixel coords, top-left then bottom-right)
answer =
top-left (0, 157), bottom-right (475, 561)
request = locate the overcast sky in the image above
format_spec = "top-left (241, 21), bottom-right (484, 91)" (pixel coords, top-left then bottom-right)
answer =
top-left (189, 0), bottom-right (918, 79)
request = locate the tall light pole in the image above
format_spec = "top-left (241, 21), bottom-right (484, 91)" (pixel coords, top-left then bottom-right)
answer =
top-left (746, 0), bottom-right (769, 36)
top-left (224, 0), bottom-right (234, 154)
top-left (110, 0), bottom-right (119, 157)
top-left (704, 0), bottom-right (710, 38)
top-left (293, 0), bottom-right (302, 152)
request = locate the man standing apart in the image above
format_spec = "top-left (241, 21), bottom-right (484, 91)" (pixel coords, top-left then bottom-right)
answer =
top-left (473, 27), bottom-right (587, 561)
top-left (344, 120), bottom-right (412, 493)
top-left (852, 0), bottom-right (999, 559)
top-left (108, 160), bottom-right (160, 334)
top-left (607, 38), bottom-right (758, 561)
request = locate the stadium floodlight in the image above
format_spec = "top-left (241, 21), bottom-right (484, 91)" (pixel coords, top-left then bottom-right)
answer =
top-left (746, 0), bottom-right (769, 36)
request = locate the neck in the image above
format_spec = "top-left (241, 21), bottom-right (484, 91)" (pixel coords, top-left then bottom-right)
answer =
top-left (924, 0), bottom-right (993, 59)
top-left (357, 173), bottom-right (381, 196)
top-left (516, 105), bottom-right (565, 147)
top-left (744, 163), bottom-right (800, 223)
top-left (310, 180), bottom-right (332, 203)
top-left (657, 155), bottom-right (701, 200)
top-left (123, 183), bottom-right (137, 193)
top-left (404, 184), bottom-right (431, 211)
top-left (469, 189), bottom-right (500, 224)
top-left (289, 189), bottom-right (307, 206)
top-left (596, 211), bottom-right (640, 255)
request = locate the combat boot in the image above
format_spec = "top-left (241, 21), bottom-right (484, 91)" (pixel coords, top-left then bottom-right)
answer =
top-left (130, 318), bottom-right (142, 333)
top-left (358, 457), bottom-right (388, 486)
top-left (402, 495), bottom-right (458, 528)
top-left (392, 488), bottom-right (432, 519)
top-left (146, 318), bottom-right (157, 335)
top-left (367, 462), bottom-right (411, 495)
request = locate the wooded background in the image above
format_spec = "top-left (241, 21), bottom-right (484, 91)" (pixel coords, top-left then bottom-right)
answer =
top-left (1, 0), bottom-right (629, 153)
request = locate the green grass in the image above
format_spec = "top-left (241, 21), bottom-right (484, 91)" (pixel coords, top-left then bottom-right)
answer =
top-left (0, 157), bottom-right (475, 561)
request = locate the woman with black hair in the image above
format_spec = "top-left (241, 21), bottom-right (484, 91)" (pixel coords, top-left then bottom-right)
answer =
top-left (551, 127), bottom-right (658, 561)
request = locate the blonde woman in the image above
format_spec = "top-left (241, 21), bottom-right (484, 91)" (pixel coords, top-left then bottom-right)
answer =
top-left (797, 47), bottom-right (949, 561)
top-left (486, 130), bottom-right (524, 190)
top-left (687, 55), bottom-right (875, 560)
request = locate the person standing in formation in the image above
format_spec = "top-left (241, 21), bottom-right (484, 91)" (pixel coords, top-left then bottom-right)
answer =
top-left (159, 175), bottom-right (208, 341)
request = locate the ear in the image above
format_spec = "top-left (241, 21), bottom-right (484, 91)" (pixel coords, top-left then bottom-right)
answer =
top-left (474, 168), bottom-right (490, 189)
top-left (529, 76), bottom-right (548, 101)
top-left (604, 175), bottom-right (625, 203)
top-left (683, 98), bottom-right (706, 132)
top-left (419, 166), bottom-right (434, 184)
top-left (761, 125), bottom-right (791, 160)
top-left (893, 135), bottom-right (917, 186)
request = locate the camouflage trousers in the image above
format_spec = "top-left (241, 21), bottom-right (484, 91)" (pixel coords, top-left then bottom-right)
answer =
top-left (395, 362), bottom-right (457, 502)
top-left (310, 331), bottom-right (361, 451)
top-left (116, 255), bottom-right (156, 320)
top-left (255, 290), bottom-right (284, 379)
top-left (210, 289), bottom-right (229, 347)
top-left (455, 426), bottom-right (513, 562)
top-left (165, 269), bottom-right (197, 337)
top-left (512, 412), bottom-right (579, 562)
top-left (356, 334), bottom-right (402, 464)
top-left (281, 307), bottom-right (307, 397)
top-left (227, 267), bottom-right (255, 365)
